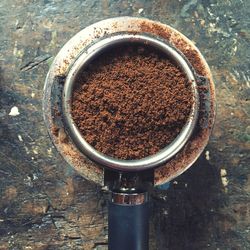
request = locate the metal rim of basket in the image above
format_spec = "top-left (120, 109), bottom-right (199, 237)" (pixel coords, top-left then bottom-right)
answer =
top-left (62, 34), bottom-right (199, 172)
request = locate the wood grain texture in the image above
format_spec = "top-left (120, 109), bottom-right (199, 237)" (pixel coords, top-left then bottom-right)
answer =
top-left (0, 0), bottom-right (249, 249)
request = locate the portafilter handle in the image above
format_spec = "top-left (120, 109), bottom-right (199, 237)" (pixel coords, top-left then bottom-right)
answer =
top-left (108, 191), bottom-right (150, 250)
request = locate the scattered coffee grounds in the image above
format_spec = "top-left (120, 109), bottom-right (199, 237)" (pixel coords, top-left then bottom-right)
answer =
top-left (71, 43), bottom-right (193, 160)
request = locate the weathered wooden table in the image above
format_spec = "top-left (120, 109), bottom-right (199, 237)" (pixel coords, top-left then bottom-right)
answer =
top-left (0, 0), bottom-right (249, 249)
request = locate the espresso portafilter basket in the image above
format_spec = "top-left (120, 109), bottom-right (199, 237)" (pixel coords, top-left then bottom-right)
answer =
top-left (43, 17), bottom-right (215, 250)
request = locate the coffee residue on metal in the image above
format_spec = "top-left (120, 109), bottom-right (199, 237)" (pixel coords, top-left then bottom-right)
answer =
top-left (140, 22), bottom-right (172, 41)
top-left (71, 43), bottom-right (193, 160)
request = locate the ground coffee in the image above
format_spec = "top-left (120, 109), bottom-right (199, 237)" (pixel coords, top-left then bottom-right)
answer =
top-left (71, 43), bottom-right (193, 160)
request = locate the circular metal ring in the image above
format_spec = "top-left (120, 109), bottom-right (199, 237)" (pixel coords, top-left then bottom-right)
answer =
top-left (110, 191), bottom-right (149, 205)
top-left (62, 34), bottom-right (199, 172)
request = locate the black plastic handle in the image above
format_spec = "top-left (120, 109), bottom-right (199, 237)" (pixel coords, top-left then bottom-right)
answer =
top-left (108, 200), bottom-right (150, 250)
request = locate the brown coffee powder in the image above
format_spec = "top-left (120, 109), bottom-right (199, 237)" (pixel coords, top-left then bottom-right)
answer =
top-left (71, 43), bottom-right (193, 160)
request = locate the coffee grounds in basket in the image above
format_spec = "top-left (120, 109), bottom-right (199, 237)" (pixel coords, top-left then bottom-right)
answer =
top-left (71, 43), bottom-right (193, 160)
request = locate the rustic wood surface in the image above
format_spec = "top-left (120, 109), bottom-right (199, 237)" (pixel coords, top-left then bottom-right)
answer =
top-left (0, 0), bottom-right (249, 249)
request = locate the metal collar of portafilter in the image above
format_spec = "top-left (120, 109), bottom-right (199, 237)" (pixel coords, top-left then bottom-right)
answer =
top-left (62, 34), bottom-right (199, 172)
